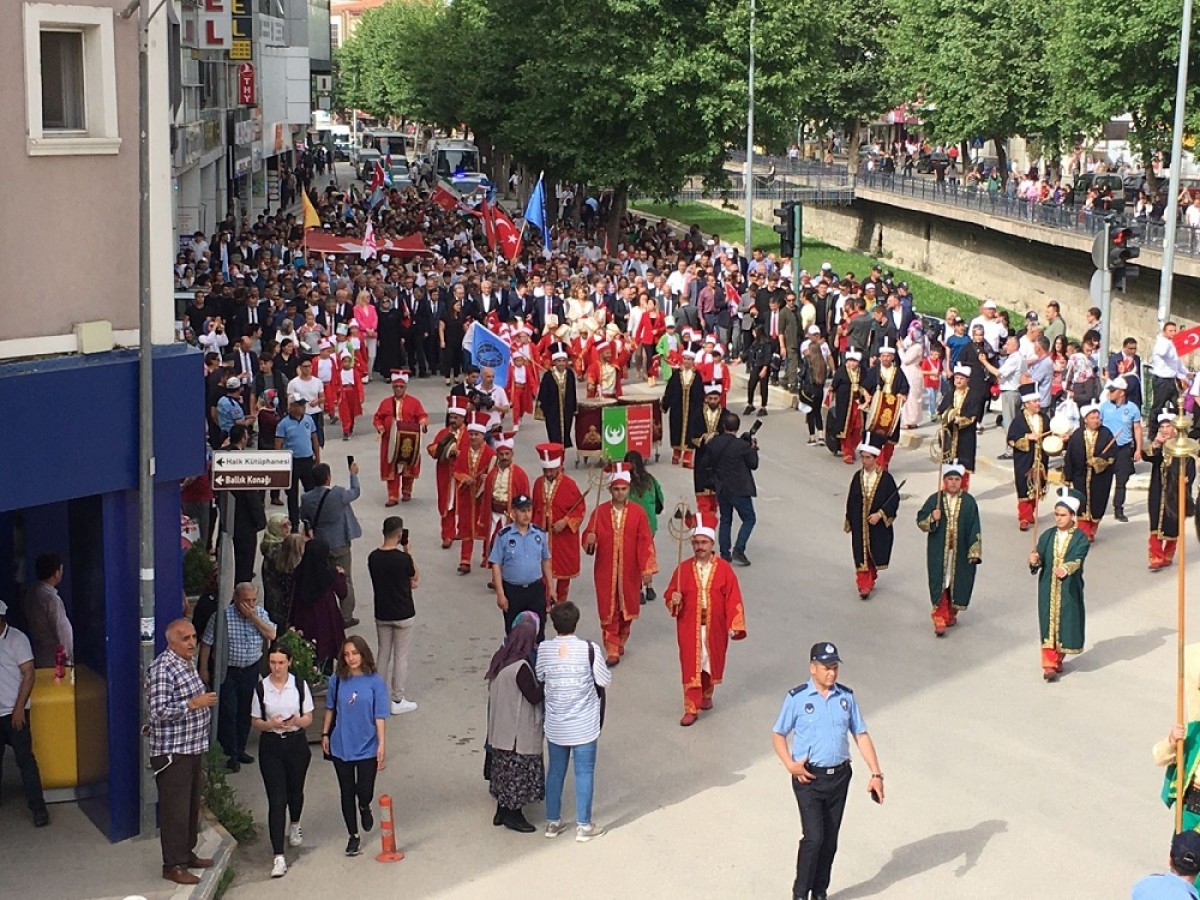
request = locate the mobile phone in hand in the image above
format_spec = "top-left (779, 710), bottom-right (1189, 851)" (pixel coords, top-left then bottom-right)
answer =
top-left (869, 786), bottom-right (882, 804)
top-left (347, 455), bottom-right (355, 467)
top-left (401, 528), bottom-right (409, 545)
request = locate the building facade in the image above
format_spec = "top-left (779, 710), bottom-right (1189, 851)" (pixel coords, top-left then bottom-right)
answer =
top-left (4, 0), bottom-right (204, 841)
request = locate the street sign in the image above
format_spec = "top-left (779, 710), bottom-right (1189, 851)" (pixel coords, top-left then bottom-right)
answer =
top-left (211, 450), bottom-right (292, 490)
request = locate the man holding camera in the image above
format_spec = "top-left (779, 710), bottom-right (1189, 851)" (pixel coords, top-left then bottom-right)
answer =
top-left (698, 411), bottom-right (758, 567)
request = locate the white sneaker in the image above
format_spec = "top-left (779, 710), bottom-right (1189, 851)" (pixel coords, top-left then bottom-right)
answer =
top-left (576, 823), bottom-right (607, 842)
top-left (288, 822), bottom-right (303, 847)
top-left (390, 699), bottom-right (418, 714)
top-left (544, 820), bottom-right (568, 839)
top-left (271, 855), bottom-right (288, 878)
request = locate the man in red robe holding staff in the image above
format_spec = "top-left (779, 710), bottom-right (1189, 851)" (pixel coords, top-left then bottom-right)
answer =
top-left (453, 411), bottom-right (496, 574)
top-left (582, 462), bottom-right (657, 666)
top-left (426, 395), bottom-right (468, 548)
top-left (666, 511), bottom-right (746, 726)
top-left (372, 369), bottom-right (429, 506)
top-left (478, 432), bottom-right (531, 565)
top-left (531, 443), bottom-right (586, 604)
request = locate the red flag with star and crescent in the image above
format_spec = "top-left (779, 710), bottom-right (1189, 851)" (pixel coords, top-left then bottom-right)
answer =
top-left (482, 200), bottom-right (522, 262)
top-left (1173, 325), bottom-right (1200, 356)
top-left (431, 182), bottom-right (462, 213)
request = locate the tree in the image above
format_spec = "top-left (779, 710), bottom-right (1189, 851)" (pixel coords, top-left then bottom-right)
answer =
top-left (1045, 0), bottom-right (1200, 190)
top-left (889, 0), bottom-right (1050, 178)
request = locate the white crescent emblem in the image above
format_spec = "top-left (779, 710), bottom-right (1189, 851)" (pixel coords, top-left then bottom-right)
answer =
top-left (604, 425), bottom-right (626, 445)
top-left (825, 644), bottom-right (834, 653)
top-left (1177, 329), bottom-right (1200, 353)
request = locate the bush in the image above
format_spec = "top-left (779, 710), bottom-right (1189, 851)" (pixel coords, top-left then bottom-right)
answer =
top-left (182, 544), bottom-right (216, 597)
top-left (275, 628), bottom-right (327, 688)
top-left (202, 746), bottom-right (256, 844)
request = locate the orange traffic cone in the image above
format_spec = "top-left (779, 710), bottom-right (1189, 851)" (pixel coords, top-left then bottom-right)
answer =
top-left (375, 794), bottom-right (405, 863)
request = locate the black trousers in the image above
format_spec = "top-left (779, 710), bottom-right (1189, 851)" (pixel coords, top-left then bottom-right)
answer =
top-left (502, 580), bottom-right (548, 640)
top-left (233, 524), bottom-right (258, 584)
top-left (806, 406), bottom-right (824, 437)
top-left (1111, 443), bottom-right (1135, 514)
top-left (258, 732), bottom-right (311, 854)
top-left (287, 456), bottom-right (316, 530)
top-left (332, 756), bottom-right (378, 836)
top-left (747, 368), bottom-right (769, 407)
top-left (218, 663), bottom-right (260, 760)
top-left (1152, 376), bottom-right (1179, 421)
top-left (0, 712), bottom-right (46, 812)
top-left (791, 764), bottom-right (852, 900)
top-left (152, 751), bottom-right (203, 867)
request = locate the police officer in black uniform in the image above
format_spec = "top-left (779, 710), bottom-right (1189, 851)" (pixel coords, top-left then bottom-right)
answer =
top-left (487, 494), bottom-right (552, 640)
top-left (772, 642), bottom-right (886, 900)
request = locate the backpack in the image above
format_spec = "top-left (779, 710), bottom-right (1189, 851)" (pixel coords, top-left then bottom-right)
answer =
top-left (255, 673), bottom-right (309, 722)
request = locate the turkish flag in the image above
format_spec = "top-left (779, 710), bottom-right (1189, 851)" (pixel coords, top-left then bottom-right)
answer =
top-left (368, 162), bottom-right (385, 195)
top-left (1173, 325), bottom-right (1200, 356)
top-left (481, 198), bottom-right (498, 252)
top-left (431, 183), bottom-right (462, 212)
top-left (492, 206), bottom-right (523, 262)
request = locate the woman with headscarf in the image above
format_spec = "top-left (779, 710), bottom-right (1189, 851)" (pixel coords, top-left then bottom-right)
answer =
top-left (374, 295), bottom-right (402, 380)
top-left (484, 611), bottom-right (544, 833)
top-left (900, 320), bottom-right (926, 429)
top-left (261, 519), bottom-right (304, 628)
top-left (289, 536), bottom-right (347, 669)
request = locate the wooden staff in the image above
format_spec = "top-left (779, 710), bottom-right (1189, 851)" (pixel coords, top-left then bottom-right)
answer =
top-left (667, 500), bottom-right (694, 615)
top-left (1176, 451), bottom-right (1189, 834)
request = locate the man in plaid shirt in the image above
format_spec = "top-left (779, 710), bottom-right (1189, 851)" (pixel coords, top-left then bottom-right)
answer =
top-left (147, 618), bottom-right (217, 886)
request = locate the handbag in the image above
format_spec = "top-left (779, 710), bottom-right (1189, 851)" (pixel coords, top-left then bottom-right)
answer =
top-left (586, 642), bottom-right (607, 729)
top-left (322, 676), bottom-right (339, 761)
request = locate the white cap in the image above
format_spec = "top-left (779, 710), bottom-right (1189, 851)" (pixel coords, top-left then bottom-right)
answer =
top-left (1054, 487), bottom-right (1080, 514)
top-left (1159, 401), bottom-right (1177, 423)
top-left (664, 315), bottom-right (676, 327)
top-left (225, 376), bottom-right (242, 390)
top-left (942, 460), bottom-right (965, 478)
top-left (953, 364), bottom-right (972, 378)
top-left (693, 511), bottom-right (718, 542)
top-left (807, 325), bottom-right (821, 335)
top-left (878, 343), bottom-right (897, 356)
top-left (607, 462), bottom-right (632, 485)
top-left (845, 350), bottom-right (863, 362)
top-left (1080, 402), bottom-right (1102, 418)
top-left (982, 299), bottom-right (998, 309)
top-left (856, 441), bottom-right (882, 456)
top-left (1107, 376), bottom-right (1128, 391)
top-left (494, 432), bottom-right (516, 450)
top-left (704, 382), bottom-right (722, 395)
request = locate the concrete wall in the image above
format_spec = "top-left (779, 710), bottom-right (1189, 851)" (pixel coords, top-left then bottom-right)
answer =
top-left (733, 196), bottom-right (1200, 352)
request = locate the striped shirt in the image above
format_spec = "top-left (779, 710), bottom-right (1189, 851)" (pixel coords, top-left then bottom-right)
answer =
top-left (146, 649), bottom-right (212, 755)
top-left (535, 635), bottom-right (612, 746)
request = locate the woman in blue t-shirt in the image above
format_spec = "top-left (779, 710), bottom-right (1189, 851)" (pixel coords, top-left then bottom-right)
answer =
top-left (322, 635), bottom-right (390, 857)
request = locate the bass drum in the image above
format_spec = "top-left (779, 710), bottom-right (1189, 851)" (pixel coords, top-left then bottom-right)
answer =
top-left (824, 400), bottom-right (842, 456)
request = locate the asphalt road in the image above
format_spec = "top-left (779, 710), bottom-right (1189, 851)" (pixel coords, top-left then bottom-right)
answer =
top-left (198, 372), bottom-right (1186, 900)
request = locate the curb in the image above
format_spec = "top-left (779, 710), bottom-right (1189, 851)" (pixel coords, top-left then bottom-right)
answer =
top-left (186, 818), bottom-right (238, 900)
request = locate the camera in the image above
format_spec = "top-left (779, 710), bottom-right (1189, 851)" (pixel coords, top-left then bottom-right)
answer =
top-left (749, 419), bottom-right (764, 437)
top-left (467, 388), bottom-right (495, 411)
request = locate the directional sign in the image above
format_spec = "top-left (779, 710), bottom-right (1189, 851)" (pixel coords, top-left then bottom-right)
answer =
top-left (211, 450), bottom-right (292, 490)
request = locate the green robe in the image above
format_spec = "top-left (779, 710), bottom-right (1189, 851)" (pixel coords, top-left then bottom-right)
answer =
top-left (1032, 525), bottom-right (1089, 654)
top-left (916, 491), bottom-right (982, 607)
top-left (1162, 720), bottom-right (1200, 833)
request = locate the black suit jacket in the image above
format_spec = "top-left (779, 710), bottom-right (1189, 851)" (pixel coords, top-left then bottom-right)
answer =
top-left (700, 432), bottom-right (759, 499)
top-left (531, 294), bottom-right (565, 333)
top-left (232, 301), bottom-right (270, 342)
top-left (674, 303), bottom-right (702, 332)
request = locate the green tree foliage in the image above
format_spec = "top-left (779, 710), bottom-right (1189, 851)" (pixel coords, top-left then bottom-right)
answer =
top-left (1045, 0), bottom-right (1200, 182)
top-left (889, 0), bottom-right (1049, 176)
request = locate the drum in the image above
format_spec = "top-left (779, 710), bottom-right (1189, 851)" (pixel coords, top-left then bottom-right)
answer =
top-left (1042, 434), bottom-right (1065, 455)
top-left (388, 422), bottom-right (422, 467)
top-left (575, 398), bottom-right (616, 457)
top-left (865, 391), bottom-right (902, 438)
top-left (1049, 413), bottom-right (1073, 437)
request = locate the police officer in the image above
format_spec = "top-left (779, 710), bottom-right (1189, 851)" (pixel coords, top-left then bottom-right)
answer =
top-left (488, 494), bottom-right (552, 640)
top-left (772, 642), bottom-right (885, 900)
top-left (1131, 831), bottom-right (1200, 898)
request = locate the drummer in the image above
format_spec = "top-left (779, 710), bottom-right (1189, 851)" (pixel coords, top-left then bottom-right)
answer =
top-left (861, 340), bottom-right (909, 470)
top-left (1006, 383), bottom-right (1050, 532)
top-left (372, 369), bottom-right (430, 507)
top-left (1061, 402), bottom-right (1118, 543)
top-left (586, 340), bottom-right (623, 400)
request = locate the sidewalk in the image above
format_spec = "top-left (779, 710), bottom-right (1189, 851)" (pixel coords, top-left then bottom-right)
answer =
top-left (0, 774), bottom-right (235, 900)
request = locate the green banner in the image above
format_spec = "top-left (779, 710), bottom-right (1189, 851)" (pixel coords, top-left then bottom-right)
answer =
top-left (602, 405), bottom-right (628, 461)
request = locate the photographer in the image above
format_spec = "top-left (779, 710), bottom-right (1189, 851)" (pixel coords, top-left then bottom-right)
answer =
top-left (698, 411), bottom-right (759, 567)
top-left (473, 366), bottom-right (511, 417)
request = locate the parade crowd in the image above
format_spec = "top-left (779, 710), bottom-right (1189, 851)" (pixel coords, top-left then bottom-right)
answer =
top-left (2, 161), bottom-right (1191, 897)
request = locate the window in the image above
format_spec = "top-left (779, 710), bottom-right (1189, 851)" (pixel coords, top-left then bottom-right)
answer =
top-left (23, 3), bottom-right (121, 156)
top-left (40, 30), bottom-right (86, 131)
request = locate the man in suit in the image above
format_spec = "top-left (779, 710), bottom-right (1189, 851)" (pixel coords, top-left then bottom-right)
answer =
top-left (674, 294), bottom-right (703, 333)
top-left (231, 293), bottom-right (269, 347)
top-left (332, 288), bottom-right (355, 327)
top-left (299, 461), bottom-right (364, 627)
top-left (530, 283), bottom-right (563, 335)
top-left (411, 286), bottom-right (437, 377)
top-left (885, 291), bottom-right (914, 341)
top-left (778, 291), bottom-right (802, 392)
top-left (230, 334), bottom-right (259, 413)
top-left (477, 279), bottom-right (504, 322)
top-left (698, 410), bottom-right (759, 566)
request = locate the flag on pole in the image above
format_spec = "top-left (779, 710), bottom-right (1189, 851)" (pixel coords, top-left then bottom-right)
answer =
top-left (431, 182), bottom-right (463, 213)
top-left (361, 220), bottom-right (378, 261)
top-left (1173, 325), bottom-right (1200, 356)
top-left (469, 324), bottom-right (512, 386)
top-left (481, 198), bottom-right (498, 253)
top-left (301, 189), bottom-right (320, 229)
top-left (523, 173), bottom-right (550, 251)
top-left (492, 205), bottom-right (523, 262)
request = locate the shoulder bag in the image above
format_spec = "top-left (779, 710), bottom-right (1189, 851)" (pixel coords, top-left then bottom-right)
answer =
top-left (586, 642), bottom-right (607, 729)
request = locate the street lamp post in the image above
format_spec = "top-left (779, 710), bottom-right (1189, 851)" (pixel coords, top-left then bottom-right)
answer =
top-left (744, 0), bottom-right (755, 254)
top-left (1157, 0), bottom-right (1193, 328)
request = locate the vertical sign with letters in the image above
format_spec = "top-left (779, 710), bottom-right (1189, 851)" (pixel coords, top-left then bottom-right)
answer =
top-left (237, 63), bottom-right (256, 106)
top-left (198, 0), bottom-right (232, 49)
top-left (229, 0), bottom-right (253, 60)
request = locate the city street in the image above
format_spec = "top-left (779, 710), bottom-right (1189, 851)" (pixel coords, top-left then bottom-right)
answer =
top-left (203, 375), bottom-right (1180, 899)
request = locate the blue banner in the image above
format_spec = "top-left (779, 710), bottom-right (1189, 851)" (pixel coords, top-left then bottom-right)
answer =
top-left (523, 175), bottom-right (550, 249)
top-left (470, 325), bottom-right (511, 387)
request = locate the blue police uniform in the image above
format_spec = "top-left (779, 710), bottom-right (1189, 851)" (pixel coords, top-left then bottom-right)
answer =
top-left (275, 412), bottom-right (317, 529)
top-left (1132, 873), bottom-right (1200, 899)
top-left (774, 653), bottom-right (873, 900)
top-left (488, 521), bottom-right (550, 638)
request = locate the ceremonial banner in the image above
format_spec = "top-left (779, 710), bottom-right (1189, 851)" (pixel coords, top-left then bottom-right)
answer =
top-left (601, 404), bottom-right (652, 461)
top-left (470, 324), bottom-right (511, 387)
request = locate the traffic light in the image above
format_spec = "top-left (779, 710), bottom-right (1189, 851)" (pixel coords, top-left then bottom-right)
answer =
top-left (773, 201), bottom-right (803, 258)
top-left (774, 202), bottom-right (796, 257)
top-left (1109, 226), bottom-right (1140, 292)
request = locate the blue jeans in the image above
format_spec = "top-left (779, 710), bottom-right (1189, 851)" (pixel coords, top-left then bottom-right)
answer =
top-left (718, 494), bottom-right (757, 558)
top-left (545, 739), bottom-right (598, 825)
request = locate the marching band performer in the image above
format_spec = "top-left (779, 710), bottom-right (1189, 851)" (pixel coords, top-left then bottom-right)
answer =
top-left (372, 369), bottom-right (429, 506)
top-left (938, 364), bottom-right (983, 491)
top-left (844, 433), bottom-right (900, 599)
top-left (426, 395), bottom-right (468, 548)
top-left (861, 341), bottom-right (908, 470)
top-left (1061, 402), bottom-right (1117, 542)
top-left (532, 443), bottom-right (587, 605)
top-left (916, 460), bottom-right (982, 636)
top-left (1028, 487), bottom-right (1088, 682)
top-left (453, 411), bottom-right (496, 574)
top-left (1006, 383), bottom-right (1050, 532)
top-left (829, 349), bottom-right (868, 465)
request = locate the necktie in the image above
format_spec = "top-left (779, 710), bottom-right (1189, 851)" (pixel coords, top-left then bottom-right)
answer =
top-left (771, 313), bottom-right (778, 338)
